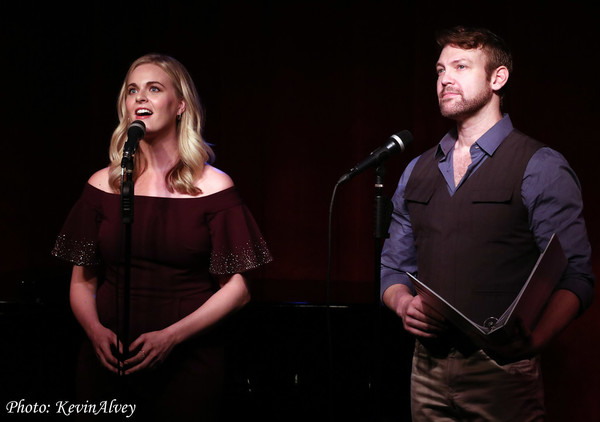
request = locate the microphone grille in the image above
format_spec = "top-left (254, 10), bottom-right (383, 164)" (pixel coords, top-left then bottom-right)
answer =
top-left (392, 130), bottom-right (413, 151)
top-left (128, 120), bottom-right (146, 138)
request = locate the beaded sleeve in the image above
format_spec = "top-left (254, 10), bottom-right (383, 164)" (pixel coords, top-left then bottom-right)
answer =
top-left (51, 184), bottom-right (102, 266)
top-left (207, 194), bottom-right (273, 275)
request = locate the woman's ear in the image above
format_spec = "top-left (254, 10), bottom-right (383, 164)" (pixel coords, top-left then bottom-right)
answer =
top-left (178, 100), bottom-right (186, 116)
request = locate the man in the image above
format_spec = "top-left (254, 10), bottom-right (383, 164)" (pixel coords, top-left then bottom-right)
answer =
top-left (381, 26), bottom-right (594, 421)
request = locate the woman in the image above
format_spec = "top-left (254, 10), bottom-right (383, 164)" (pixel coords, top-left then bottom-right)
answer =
top-left (52, 54), bottom-right (273, 420)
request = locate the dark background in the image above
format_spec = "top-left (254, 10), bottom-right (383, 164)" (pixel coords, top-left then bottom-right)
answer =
top-left (2, 1), bottom-right (598, 420)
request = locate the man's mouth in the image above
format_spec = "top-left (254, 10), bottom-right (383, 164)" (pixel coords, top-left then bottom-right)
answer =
top-left (441, 90), bottom-right (460, 99)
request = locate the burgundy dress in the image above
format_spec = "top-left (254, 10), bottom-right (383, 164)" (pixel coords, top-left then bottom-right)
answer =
top-left (52, 183), bottom-right (272, 420)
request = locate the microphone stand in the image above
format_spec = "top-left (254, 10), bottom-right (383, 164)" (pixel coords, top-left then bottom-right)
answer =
top-left (371, 164), bottom-right (393, 421)
top-left (119, 155), bottom-right (135, 377)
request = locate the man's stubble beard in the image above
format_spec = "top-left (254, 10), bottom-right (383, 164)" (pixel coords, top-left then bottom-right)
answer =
top-left (439, 86), bottom-right (494, 120)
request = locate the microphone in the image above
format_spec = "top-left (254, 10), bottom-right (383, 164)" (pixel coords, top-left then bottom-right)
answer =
top-left (337, 130), bottom-right (413, 184)
top-left (122, 120), bottom-right (146, 159)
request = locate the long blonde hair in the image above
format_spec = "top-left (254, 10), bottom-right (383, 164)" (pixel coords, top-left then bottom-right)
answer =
top-left (108, 54), bottom-right (215, 195)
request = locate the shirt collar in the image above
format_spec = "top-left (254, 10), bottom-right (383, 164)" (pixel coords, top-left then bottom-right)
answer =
top-left (436, 114), bottom-right (514, 159)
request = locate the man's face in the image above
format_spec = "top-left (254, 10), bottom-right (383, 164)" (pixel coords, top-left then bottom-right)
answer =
top-left (436, 45), bottom-right (494, 121)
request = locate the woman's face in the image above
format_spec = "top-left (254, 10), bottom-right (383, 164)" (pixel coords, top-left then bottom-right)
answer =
top-left (125, 63), bottom-right (185, 138)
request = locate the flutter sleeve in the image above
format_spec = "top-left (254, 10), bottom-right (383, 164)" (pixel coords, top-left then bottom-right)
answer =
top-left (51, 184), bottom-right (103, 266)
top-left (207, 188), bottom-right (273, 275)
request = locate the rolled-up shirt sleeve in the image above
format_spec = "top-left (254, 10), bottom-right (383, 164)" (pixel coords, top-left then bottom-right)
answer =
top-left (380, 158), bottom-right (420, 301)
top-left (523, 147), bottom-right (595, 312)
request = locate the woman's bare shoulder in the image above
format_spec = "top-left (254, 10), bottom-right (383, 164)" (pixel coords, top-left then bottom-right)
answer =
top-left (198, 164), bottom-right (234, 195)
top-left (87, 167), bottom-right (113, 193)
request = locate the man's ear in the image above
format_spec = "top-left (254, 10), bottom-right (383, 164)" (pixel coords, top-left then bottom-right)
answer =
top-left (491, 66), bottom-right (509, 91)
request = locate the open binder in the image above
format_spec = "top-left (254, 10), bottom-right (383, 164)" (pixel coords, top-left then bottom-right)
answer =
top-left (407, 233), bottom-right (567, 349)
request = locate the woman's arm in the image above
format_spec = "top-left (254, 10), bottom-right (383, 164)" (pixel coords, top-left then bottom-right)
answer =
top-left (125, 273), bottom-right (250, 374)
top-left (70, 265), bottom-right (121, 373)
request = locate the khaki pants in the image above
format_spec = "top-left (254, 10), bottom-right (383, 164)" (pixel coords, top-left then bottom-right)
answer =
top-left (411, 341), bottom-right (545, 421)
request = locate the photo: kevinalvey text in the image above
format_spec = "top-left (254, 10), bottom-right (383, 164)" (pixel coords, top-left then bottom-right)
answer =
top-left (5, 399), bottom-right (136, 418)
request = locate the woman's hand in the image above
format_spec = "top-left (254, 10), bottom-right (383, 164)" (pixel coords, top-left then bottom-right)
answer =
top-left (123, 329), bottom-right (177, 375)
top-left (88, 325), bottom-right (122, 373)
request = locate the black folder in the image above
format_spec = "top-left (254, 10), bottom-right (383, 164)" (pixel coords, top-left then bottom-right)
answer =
top-left (407, 233), bottom-right (567, 349)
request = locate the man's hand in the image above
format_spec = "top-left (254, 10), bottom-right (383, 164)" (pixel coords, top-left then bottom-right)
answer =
top-left (486, 318), bottom-right (537, 362)
top-left (488, 289), bottom-right (581, 362)
top-left (384, 284), bottom-right (447, 338)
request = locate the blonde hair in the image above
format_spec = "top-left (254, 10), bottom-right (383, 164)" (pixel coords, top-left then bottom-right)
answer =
top-left (108, 54), bottom-right (215, 195)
